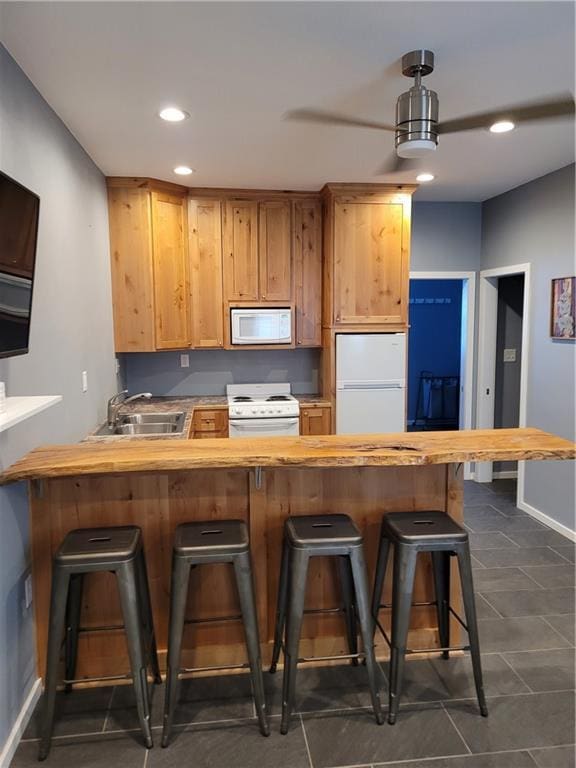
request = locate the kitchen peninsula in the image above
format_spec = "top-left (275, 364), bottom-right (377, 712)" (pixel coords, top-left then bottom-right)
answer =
top-left (2, 427), bottom-right (574, 683)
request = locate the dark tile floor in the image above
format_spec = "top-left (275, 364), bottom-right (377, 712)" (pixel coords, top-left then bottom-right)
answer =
top-left (11, 480), bottom-right (576, 768)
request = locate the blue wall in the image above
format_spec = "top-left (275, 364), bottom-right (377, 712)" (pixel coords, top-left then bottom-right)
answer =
top-left (407, 279), bottom-right (463, 425)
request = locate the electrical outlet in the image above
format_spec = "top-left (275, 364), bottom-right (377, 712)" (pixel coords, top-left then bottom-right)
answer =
top-left (503, 348), bottom-right (517, 363)
top-left (115, 358), bottom-right (120, 375)
top-left (82, 370), bottom-right (88, 392)
top-left (180, 354), bottom-right (190, 369)
top-left (25, 574), bottom-right (33, 608)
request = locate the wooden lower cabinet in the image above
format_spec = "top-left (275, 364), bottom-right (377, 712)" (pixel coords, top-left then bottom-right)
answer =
top-left (29, 464), bottom-right (463, 680)
top-left (190, 408), bottom-right (228, 439)
top-left (300, 405), bottom-right (331, 435)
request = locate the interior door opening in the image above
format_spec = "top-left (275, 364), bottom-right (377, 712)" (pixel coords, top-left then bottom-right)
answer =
top-left (408, 278), bottom-right (466, 432)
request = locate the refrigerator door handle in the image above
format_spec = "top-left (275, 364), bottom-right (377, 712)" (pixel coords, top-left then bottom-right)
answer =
top-left (337, 380), bottom-right (405, 391)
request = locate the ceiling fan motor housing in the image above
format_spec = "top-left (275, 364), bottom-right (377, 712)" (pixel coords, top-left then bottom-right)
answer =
top-left (396, 49), bottom-right (439, 158)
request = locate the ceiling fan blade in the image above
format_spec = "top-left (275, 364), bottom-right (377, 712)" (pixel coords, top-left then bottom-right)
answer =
top-left (284, 108), bottom-right (396, 132)
top-left (437, 93), bottom-right (575, 135)
top-left (375, 154), bottom-right (421, 175)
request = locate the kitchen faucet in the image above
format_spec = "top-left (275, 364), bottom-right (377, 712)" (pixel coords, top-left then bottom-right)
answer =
top-left (107, 390), bottom-right (152, 428)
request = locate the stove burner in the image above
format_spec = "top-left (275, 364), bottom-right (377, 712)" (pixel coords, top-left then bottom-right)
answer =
top-left (266, 395), bottom-right (290, 401)
top-left (233, 396), bottom-right (253, 402)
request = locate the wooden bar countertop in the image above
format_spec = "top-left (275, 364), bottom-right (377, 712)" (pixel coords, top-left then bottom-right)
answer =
top-left (1, 428), bottom-right (574, 484)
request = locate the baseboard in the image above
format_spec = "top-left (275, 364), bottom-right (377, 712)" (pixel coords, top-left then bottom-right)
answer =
top-left (517, 498), bottom-right (576, 543)
top-left (0, 678), bottom-right (41, 768)
top-left (492, 470), bottom-right (518, 479)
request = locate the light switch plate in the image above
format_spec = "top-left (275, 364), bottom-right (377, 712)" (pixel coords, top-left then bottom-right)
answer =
top-left (503, 348), bottom-right (517, 363)
top-left (82, 371), bottom-right (88, 391)
top-left (180, 354), bottom-right (190, 369)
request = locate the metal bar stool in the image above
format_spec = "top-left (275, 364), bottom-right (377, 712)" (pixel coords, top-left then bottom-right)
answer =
top-left (270, 514), bottom-right (384, 734)
top-left (161, 520), bottom-right (269, 747)
top-left (370, 511), bottom-right (488, 724)
top-left (39, 526), bottom-right (161, 761)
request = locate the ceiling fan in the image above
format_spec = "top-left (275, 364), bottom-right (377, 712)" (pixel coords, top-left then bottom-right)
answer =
top-left (285, 49), bottom-right (575, 174)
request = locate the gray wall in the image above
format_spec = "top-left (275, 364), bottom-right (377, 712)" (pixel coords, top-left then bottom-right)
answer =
top-left (494, 274), bottom-right (525, 472)
top-left (482, 164), bottom-right (575, 531)
top-left (411, 202), bottom-right (482, 272)
top-left (0, 44), bottom-right (117, 753)
top-left (123, 348), bottom-right (320, 396)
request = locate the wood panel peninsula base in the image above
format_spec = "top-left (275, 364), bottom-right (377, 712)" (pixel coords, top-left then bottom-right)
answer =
top-left (2, 428), bottom-right (573, 684)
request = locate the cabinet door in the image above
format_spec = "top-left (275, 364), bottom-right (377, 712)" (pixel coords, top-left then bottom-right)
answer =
top-left (189, 199), bottom-right (224, 348)
top-left (259, 201), bottom-right (292, 301)
top-left (151, 190), bottom-right (190, 349)
top-left (333, 201), bottom-right (407, 325)
top-left (107, 186), bottom-right (156, 352)
top-left (223, 201), bottom-right (259, 300)
top-left (300, 406), bottom-right (331, 436)
top-left (294, 200), bottom-right (322, 346)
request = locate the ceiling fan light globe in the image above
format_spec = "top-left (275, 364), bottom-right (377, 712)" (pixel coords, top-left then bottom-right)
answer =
top-left (396, 139), bottom-right (437, 159)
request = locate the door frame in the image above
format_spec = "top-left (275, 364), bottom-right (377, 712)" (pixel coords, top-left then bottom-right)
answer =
top-left (409, 271), bottom-right (476, 479)
top-left (476, 263), bottom-right (531, 499)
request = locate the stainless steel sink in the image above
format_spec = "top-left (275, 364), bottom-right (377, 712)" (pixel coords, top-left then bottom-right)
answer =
top-left (92, 411), bottom-right (186, 437)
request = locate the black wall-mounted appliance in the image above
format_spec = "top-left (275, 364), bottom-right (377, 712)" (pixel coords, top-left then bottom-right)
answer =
top-left (0, 170), bottom-right (40, 359)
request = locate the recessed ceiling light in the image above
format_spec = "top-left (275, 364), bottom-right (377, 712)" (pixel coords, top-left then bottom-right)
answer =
top-left (159, 107), bottom-right (189, 122)
top-left (489, 120), bottom-right (515, 134)
top-left (416, 173), bottom-right (435, 182)
top-left (174, 166), bottom-right (194, 176)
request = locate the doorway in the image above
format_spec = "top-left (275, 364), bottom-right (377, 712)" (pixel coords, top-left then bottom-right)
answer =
top-left (408, 271), bottom-right (476, 477)
top-left (476, 263), bottom-right (531, 496)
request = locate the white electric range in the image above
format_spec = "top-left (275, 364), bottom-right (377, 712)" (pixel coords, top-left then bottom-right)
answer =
top-left (226, 383), bottom-right (300, 438)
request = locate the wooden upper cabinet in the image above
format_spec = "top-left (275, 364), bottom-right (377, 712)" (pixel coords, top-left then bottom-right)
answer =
top-left (107, 186), bottom-right (156, 352)
top-left (332, 198), bottom-right (409, 326)
top-left (294, 200), bottom-right (322, 346)
top-left (189, 199), bottom-right (224, 348)
top-left (150, 190), bottom-right (190, 349)
top-left (258, 201), bottom-right (292, 301)
top-left (223, 201), bottom-right (259, 301)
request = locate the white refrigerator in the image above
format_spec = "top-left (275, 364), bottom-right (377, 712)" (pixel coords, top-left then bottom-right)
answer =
top-left (336, 333), bottom-right (407, 435)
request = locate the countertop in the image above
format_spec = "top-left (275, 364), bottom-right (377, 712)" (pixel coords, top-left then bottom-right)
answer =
top-left (2, 428), bottom-right (574, 484)
top-left (85, 395), bottom-right (330, 442)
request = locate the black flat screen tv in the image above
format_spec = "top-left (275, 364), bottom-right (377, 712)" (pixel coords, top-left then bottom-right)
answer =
top-left (0, 171), bottom-right (40, 359)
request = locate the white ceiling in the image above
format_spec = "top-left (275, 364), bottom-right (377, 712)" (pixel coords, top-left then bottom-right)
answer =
top-left (1, 1), bottom-right (574, 201)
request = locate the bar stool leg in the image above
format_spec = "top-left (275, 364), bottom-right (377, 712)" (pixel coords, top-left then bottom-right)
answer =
top-left (371, 533), bottom-right (391, 637)
top-left (388, 544), bottom-right (417, 725)
top-left (117, 560), bottom-right (153, 749)
top-left (431, 551), bottom-right (451, 660)
top-left (349, 547), bottom-right (384, 726)
top-left (38, 566), bottom-right (71, 761)
top-left (270, 537), bottom-right (289, 674)
top-left (337, 556), bottom-right (358, 665)
top-left (233, 551), bottom-right (270, 737)
top-left (455, 544), bottom-right (488, 717)
top-left (136, 549), bottom-right (162, 684)
top-left (162, 554), bottom-right (191, 748)
top-left (64, 574), bottom-right (84, 693)
top-left (280, 546), bottom-right (309, 735)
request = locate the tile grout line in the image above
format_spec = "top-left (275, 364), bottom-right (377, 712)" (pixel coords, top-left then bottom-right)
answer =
top-left (552, 547), bottom-right (575, 564)
top-left (496, 652), bottom-right (536, 694)
top-left (540, 615), bottom-right (575, 647)
top-left (299, 713), bottom-right (314, 768)
top-left (516, 564), bottom-right (563, 590)
top-left (101, 685), bottom-right (116, 733)
top-left (439, 701), bottom-right (473, 755)
top-left (477, 592), bottom-right (505, 619)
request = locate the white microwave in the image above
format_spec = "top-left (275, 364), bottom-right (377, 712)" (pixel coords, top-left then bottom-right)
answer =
top-left (230, 308), bottom-right (292, 345)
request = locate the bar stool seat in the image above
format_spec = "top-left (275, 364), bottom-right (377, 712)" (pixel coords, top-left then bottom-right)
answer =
top-left (271, 513), bottom-right (383, 734)
top-left (371, 510), bottom-right (488, 725)
top-left (39, 525), bottom-right (160, 761)
top-left (162, 519), bottom-right (269, 747)
top-left (381, 511), bottom-right (469, 545)
top-left (286, 514), bottom-right (363, 548)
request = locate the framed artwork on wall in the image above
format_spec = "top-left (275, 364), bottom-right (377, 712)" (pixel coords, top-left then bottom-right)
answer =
top-left (550, 276), bottom-right (575, 340)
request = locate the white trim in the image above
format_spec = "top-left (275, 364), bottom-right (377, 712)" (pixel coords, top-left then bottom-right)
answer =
top-left (492, 470), bottom-right (518, 479)
top-left (518, 498), bottom-right (576, 543)
top-left (409, 271), bottom-right (476, 480)
top-left (476, 264), bottom-right (531, 504)
top-left (0, 678), bottom-right (42, 768)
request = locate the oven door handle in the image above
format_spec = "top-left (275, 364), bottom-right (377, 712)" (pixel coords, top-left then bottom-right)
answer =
top-left (229, 418), bottom-right (299, 431)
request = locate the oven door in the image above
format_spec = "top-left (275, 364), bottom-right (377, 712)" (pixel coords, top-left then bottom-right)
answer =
top-left (229, 417), bottom-right (299, 438)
